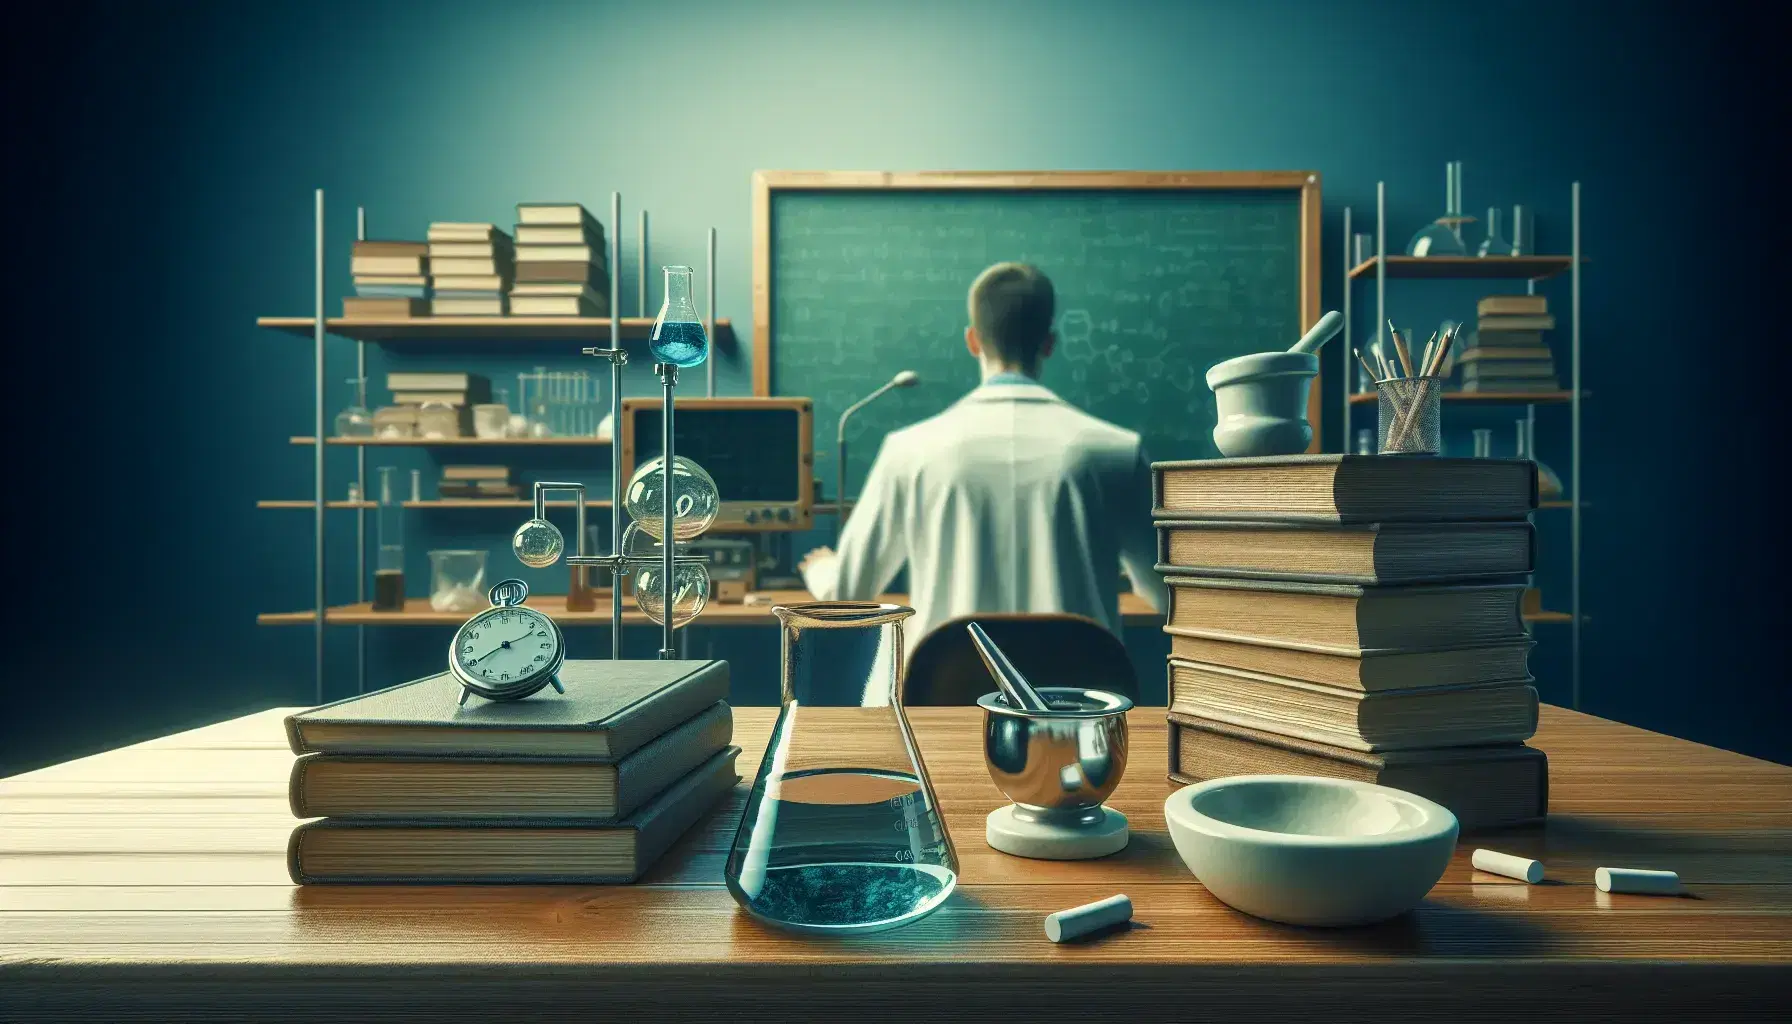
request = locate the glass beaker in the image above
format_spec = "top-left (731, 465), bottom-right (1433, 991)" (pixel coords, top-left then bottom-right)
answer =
top-left (428, 549), bottom-right (488, 613)
top-left (1511, 205), bottom-right (1535, 256)
top-left (650, 265), bottom-right (708, 367)
top-left (1472, 427), bottom-right (1494, 458)
top-left (373, 467), bottom-right (405, 611)
top-left (334, 377), bottom-right (375, 437)
top-left (725, 602), bottom-right (958, 935)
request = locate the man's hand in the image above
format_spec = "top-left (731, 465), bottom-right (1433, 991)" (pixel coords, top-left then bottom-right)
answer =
top-left (798, 546), bottom-right (836, 574)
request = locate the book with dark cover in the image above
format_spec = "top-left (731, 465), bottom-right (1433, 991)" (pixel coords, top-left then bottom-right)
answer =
top-left (1168, 713), bottom-right (1547, 830)
top-left (284, 659), bottom-right (730, 759)
top-left (287, 746), bottom-right (740, 884)
top-left (1162, 576), bottom-right (1528, 651)
top-left (1167, 657), bottom-right (1539, 751)
top-left (1162, 628), bottom-right (1533, 692)
top-left (289, 702), bottom-right (732, 820)
top-left (1152, 455), bottom-right (1537, 524)
top-left (514, 260), bottom-right (604, 284)
top-left (1155, 519), bottom-right (1533, 585)
top-left (343, 296), bottom-right (426, 318)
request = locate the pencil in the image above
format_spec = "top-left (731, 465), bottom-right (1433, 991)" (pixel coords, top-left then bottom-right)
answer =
top-left (1427, 324), bottom-right (1456, 378)
top-left (1420, 331), bottom-right (1439, 378)
top-left (1355, 347), bottom-right (1380, 384)
top-left (1375, 347), bottom-right (1396, 380)
top-left (1389, 320), bottom-right (1416, 378)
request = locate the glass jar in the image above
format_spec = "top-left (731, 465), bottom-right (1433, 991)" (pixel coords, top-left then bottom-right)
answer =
top-left (429, 549), bottom-right (488, 613)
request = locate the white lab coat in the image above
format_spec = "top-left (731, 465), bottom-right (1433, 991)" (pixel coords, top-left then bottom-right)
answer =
top-left (801, 379), bottom-right (1167, 682)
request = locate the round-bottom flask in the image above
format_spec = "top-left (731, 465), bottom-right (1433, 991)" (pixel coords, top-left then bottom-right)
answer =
top-left (725, 603), bottom-right (958, 935)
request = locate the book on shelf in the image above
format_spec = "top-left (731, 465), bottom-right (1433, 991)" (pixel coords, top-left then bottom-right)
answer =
top-left (1465, 330), bottom-right (1547, 349)
top-left (510, 282), bottom-right (602, 298)
top-left (1152, 455), bottom-right (1538, 524)
top-left (351, 255), bottom-right (428, 276)
top-left (1167, 658), bottom-right (1539, 752)
top-left (1162, 576), bottom-right (1528, 651)
top-left (510, 293), bottom-right (609, 317)
top-left (514, 261), bottom-right (604, 285)
top-left (516, 224), bottom-right (607, 246)
top-left (353, 241), bottom-right (427, 257)
top-left (1477, 314), bottom-right (1556, 332)
top-left (430, 257), bottom-right (513, 278)
top-left (1162, 629), bottom-right (1534, 693)
top-left (440, 465), bottom-right (509, 481)
top-left (427, 222), bottom-right (509, 243)
top-left (517, 202), bottom-right (607, 231)
top-left (1459, 379), bottom-right (1565, 394)
top-left (289, 702), bottom-right (733, 820)
top-left (353, 283), bottom-right (430, 300)
top-left (284, 660), bottom-right (730, 759)
top-left (1456, 345), bottom-right (1552, 361)
top-left (392, 391), bottom-right (475, 406)
top-left (432, 295), bottom-right (507, 316)
top-left (1476, 295), bottom-right (1548, 317)
top-left (427, 237), bottom-right (513, 260)
top-left (1167, 713), bottom-right (1547, 830)
top-left (439, 483), bottom-right (519, 498)
top-left (286, 746), bottom-right (740, 884)
top-left (343, 296), bottom-right (426, 318)
top-left (353, 273), bottom-right (431, 286)
top-left (1155, 520), bottom-right (1533, 585)
top-left (387, 372), bottom-right (489, 392)
top-left (1458, 358), bottom-right (1558, 377)
top-left (515, 244), bottom-right (601, 264)
top-left (430, 274), bottom-right (507, 292)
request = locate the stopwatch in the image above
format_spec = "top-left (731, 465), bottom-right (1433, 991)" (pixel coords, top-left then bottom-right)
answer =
top-left (449, 579), bottom-right (565, 706)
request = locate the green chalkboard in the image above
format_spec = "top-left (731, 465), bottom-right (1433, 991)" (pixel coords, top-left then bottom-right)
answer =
top-left (762, 178), bottom-right (1315, 497)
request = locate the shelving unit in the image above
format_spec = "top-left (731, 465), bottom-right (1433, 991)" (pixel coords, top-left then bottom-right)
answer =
top-left (1342, 181), bottom-right (1586, 708)
top-left (261, 191), bottom-right (721, 701)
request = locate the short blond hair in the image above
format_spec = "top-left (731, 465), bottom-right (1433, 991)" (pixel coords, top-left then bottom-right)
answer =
top-left (968, 262), bottom-right (1054, 367)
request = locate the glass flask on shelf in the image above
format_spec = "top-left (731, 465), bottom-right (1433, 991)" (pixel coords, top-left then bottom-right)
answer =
top-left (373, 466), bottom-right (405, 611)
top-left (1472, 428), bottom-right (1494, 457)
top-left (1477, 207), bottom-right (1514, 257)
top-left (650, 265), bottom-right (708, 368)
top-left (725, 602), bottom-right (959, 935)
top-left (1515, 418), bottom-right (1564, 499)
top-left (1355, 428), bottom-right (1376, 455)
top-left (1408, 160), bottom-right (1471, 257)
top-left (334, 377), bottom-right (375, 437)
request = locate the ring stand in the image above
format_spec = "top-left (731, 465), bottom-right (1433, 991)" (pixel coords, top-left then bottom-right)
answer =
top-left (986, 804), bottom-right (1129, 861)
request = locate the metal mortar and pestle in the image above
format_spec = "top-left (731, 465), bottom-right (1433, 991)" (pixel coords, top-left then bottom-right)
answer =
top-left (968, 623), bottom-right (1135, 860)
top-left (1206, 310), bottom-right (1345, 457)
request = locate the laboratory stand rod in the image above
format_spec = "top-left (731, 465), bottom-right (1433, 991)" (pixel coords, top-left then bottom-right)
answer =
top-left (659, 363), bottom-right (679, 659)
top-left (1341, 205), bottom-right (1352, 451)
top-left (706, 227), bottom-right (717, 398)
top-left (1571, 181), bottom-right (1583, 710)
top-left (639, 210), bottom-right (649, 317)
top-left (355, 205), bottom-right (368, 693)
top-left (313, 188), bottom-right (326, 705)
top-left (611, 192), bottom-right (625, 660)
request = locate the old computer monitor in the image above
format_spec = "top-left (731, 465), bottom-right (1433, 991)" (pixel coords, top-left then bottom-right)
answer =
top-left (618, 397), bottom-right (814, 532)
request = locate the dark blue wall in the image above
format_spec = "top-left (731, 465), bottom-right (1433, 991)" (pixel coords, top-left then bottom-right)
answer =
top-left (8, 0), bottom-right (1785, 772)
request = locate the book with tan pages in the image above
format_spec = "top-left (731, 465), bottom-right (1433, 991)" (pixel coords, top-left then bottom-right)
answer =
top-left (289, 702), bottom-right (732, 820)
top-left (286, 747), bottom-right (740, 884)
top-left (1152, 455), bottom-right (1537, 523)
top-left (1163, 576), bottom-right (1528, 651)
top-left (1162, 628), bottom-right (1533, 692)
top-left (1167, 712), bottom-right (1547, 829)
top-left (1155, 519), bottom-right (1532, 584)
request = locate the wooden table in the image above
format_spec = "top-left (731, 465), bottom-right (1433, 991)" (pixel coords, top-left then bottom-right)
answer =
top-left (3, 706), bottom-right (1788, 1021)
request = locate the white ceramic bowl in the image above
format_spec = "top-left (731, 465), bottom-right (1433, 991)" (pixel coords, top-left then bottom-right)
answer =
top-left (1164, 774), bottom-right (1458, 927)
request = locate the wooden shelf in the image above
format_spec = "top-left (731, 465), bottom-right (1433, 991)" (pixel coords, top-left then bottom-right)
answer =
top-left (1348, 390), bottom-right (1578, 405)
top-left (289, 435), bottom-right (611, 446)
top-left (1347, 255), bottom-right (1577, 281)
top-left (259, 592), bottom-right (1163, 628)
top-left (257, 499), bottom-right (610, 510)
top-left (257, 315), bottom-right (735, 347)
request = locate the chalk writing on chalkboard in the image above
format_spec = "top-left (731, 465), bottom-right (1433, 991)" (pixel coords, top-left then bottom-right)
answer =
top-left (770, 189), bottom-right (1302, 497)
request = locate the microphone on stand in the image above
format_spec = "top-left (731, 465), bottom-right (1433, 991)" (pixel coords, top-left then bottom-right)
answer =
top-left (835, 370), bottom-right (920, 541)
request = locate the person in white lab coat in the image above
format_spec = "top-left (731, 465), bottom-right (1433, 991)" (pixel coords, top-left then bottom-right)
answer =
top-left (799, 261), bottom-right (1168, 660)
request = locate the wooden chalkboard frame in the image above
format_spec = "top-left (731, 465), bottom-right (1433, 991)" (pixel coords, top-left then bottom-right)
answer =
top-left (751, 170), bottom-right (1324, 450)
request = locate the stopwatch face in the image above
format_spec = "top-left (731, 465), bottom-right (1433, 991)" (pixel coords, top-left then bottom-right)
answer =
top-left (453, 604), bottom-right (561, 695)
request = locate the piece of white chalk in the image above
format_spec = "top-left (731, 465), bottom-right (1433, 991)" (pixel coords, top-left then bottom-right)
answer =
top-left (1595, 867), bottom-right (1679, 895)
top-left (1472, 848), bottom-right (1544, 884)
top-left (1044, 894), bottom-right (1133, 943)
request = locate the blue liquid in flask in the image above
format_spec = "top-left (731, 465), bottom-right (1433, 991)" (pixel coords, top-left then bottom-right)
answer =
top-left (650, 320), bottom-right (708, 368)
top-left (725, 767), bottom-right (957, 935)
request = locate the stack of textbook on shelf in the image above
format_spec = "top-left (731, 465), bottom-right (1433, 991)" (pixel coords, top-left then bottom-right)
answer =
top-left (283, 660), bottom-right (739, 883)
top-left (1459, 294), bottom-right (1559, 393)
top-left (346, 241), bottom-right (429, 317)
top-left (1152, 455), bottom-right (1547, 830)
top-left (510, 203), bottom-right (610, 316)
top-left (428, 222), bottom-right (514, 315)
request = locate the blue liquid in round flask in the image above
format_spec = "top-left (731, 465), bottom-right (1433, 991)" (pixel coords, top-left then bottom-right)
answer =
top-left (650, 265), bottom-right (707, 367)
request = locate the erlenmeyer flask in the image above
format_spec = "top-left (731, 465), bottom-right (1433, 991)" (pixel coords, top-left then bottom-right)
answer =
top-left (1477, 207), bottom-right (1514, 257)
top-left (650, 265), bottom-right (707, 367)
top-left (725, 602), bottom-right (959, 935)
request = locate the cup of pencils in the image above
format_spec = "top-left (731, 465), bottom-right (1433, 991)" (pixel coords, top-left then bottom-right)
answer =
top-left (1358, 320), bottom-right (1457, 456)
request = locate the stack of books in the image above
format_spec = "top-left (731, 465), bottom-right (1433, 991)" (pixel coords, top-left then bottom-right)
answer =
top-left (511, 203), bottom-right (610, 316)
top-left (438, 464), bottom-right (518, 500)
top-left (1459, 295), bottom-right (1559, 393)
top-left (386, 371), bottom-right (491, 407)
top-left (1152, 455), bottom-right (1548, 830)
top-left (347, 241), bottom-right (429, 317)
top-left (428, 222), bottom-right (514, 316)
top-left (283, 660), bottom-right (739, 883)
